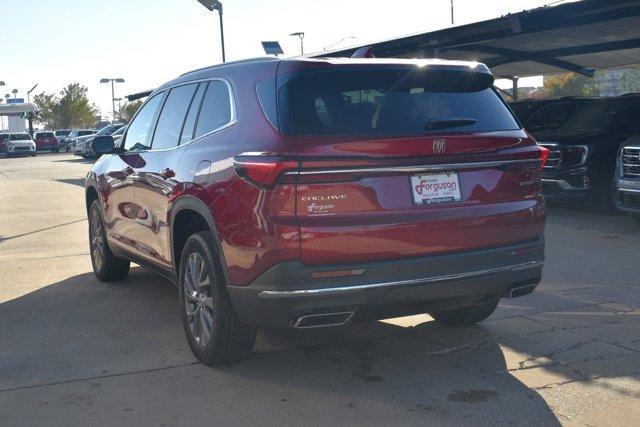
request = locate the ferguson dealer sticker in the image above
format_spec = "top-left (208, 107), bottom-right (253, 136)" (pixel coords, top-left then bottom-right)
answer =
top-left (300, 194), bottom-right (347, 216)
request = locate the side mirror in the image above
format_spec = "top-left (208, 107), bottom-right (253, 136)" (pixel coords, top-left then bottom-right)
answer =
top-left (91, 135), bottom-right (115, 155)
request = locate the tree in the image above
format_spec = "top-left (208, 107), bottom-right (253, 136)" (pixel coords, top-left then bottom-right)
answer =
top-left (119, 100), bottom-right (142, 123)
top-left (543, 73), bottom-right (598, 98)
top-left (32, 93), bottom-right (57, 129)
top-left (32, 83), bottom-right (100, 129)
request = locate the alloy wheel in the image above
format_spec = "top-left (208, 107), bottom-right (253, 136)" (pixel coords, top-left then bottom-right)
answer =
top-left (90, 208), bottom-right (105, 271)
top-left (183, 252), bottom-right (214, 347)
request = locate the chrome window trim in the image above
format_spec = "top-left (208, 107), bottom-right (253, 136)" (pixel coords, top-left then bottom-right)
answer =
top-left (282, 158), bottom-right (538, 177)
top-left (122, 77), bottom-right (237, 154)
top-left (258, 260), bottom-right (544, 299)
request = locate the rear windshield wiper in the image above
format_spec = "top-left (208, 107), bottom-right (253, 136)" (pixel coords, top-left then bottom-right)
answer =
top-left (425, 118), bottom-right (477, 131)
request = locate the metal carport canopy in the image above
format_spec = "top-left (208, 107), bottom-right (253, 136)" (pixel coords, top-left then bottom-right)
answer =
top-left (312, 0), bottom-right (640, 79)
top-left (0, 103), bottom-right (35, 116)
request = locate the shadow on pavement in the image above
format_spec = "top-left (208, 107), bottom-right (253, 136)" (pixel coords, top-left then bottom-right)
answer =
top-left (53, 178), bottom-right (86, 188)
top-left (5, 266), bottom-right (638, 423)
top-left (51, 157), bottom-right (95, 164)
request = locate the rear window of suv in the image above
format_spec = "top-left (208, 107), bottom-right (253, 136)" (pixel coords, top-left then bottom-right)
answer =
top-left (10, 134), bottom-right (31, 141)
top-left (36, 132), bottom-right (55, 138)
top-left (277, 68), bottom-right (519, 137)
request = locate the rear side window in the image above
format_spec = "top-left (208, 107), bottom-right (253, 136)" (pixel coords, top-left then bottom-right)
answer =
top-left (124, 93), bottom-right (164, 151)
top-left (179, 83), bottom-right (206, 145)
top-left (280, 69), bottom-right (519, 136)
top-left (194, 80), bottom-right (232, 139)
top-left (151, 83), bottom-right (198, 150)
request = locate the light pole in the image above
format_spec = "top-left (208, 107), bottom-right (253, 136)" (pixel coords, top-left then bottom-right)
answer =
top-left (12, 89), bottom-right (18, 99)
top-left (27, 83), bottom-right (38, 103)
top-left (451, 0), bottom-right (454, 25)
top-left (100, 78), bottom-right (125, 124)
top-left (196, 0), bottom-right (226, 63)
top-left (0, 83), bottom-right (4, 129)
top-left (289, 32), bottom-right (305, 55)
top-left (114, 97), bottom-right (123, 121)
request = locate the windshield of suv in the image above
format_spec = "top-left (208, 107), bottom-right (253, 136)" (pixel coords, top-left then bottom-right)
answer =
top-left (559, 99), bottom-right (640, 132)
top-left (111, 126), bottom-right (126, 136)
top-left (526, 102), bottom-right (593, 132)
top-left (279, 68), bottom-right (519, 137)
top-left (55, 130), bottom-right (71, 136)
top-left (36, 132), bottom-right (55, 138)
top-left (78, 130), bottom-right (94, 136)
top-left (9, 133), bottom-right (31, 141)
top-left (96, 124), bottom-right (123, 136)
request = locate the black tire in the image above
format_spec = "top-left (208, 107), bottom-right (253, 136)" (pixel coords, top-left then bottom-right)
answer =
top-left (430, 299), bottom-right (499, 327)
top-left (54, 148), bottom-right (59, 153)
top-left (593, 164), bottom-right (620, 214)
top-left (179, 231), bottom-right (257, 366)
top-left (88, 199), bottom-right (130, 281)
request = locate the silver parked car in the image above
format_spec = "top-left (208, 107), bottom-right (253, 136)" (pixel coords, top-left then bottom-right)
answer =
top-left (5, 133), bottom-right (37, 157)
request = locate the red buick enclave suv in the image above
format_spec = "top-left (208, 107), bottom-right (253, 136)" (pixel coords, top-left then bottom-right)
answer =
top-left (85, 57), bottom-right (547, 365)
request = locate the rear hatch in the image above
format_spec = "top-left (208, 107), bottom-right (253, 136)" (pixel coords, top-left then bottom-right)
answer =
top-left (255, 60), bottom-right (546, 265)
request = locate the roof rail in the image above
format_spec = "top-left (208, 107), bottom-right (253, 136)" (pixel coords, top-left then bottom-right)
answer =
top-left (179, 57), bottom-right (278, 77)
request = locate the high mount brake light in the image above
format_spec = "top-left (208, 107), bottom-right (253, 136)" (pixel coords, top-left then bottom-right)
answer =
top-left (233, 155), bottom-right (298, 187)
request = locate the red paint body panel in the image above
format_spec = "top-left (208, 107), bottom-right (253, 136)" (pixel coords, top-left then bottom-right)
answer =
top-left (87, 58), bottom-right (546, 291)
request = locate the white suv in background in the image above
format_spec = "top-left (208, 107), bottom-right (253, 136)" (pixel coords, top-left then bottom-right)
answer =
top-left (6, 133), bottom-right (36, 158)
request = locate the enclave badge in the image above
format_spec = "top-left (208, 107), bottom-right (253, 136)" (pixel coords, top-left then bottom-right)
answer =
top-left (433, 138), bottom-right (447, 154)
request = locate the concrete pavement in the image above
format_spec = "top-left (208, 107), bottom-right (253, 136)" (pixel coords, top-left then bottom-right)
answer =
top-left (1, 153), bottom-right (639, 426)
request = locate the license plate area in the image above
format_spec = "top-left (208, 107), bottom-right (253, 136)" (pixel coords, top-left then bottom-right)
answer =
top-left (410, 172), bottom-right (462, 206)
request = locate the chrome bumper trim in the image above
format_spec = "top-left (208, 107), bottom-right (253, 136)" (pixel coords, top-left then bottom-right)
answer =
top-left (258, 260), bottom-right (544, 299)
top-left (541, 178), bottom-right (589, 190)
top-left (284, 159), bottom-right (539, 177)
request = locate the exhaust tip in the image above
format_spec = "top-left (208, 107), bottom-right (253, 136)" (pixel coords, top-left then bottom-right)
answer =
top-left (508, 284), bottom-right (537, 299)
top-left (292, 311), bottom-right (355, 328)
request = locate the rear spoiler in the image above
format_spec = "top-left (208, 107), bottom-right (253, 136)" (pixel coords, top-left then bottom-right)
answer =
top-left (125, 89), bottom-right (154, 102)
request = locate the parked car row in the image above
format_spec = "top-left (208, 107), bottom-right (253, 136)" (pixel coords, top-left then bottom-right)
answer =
top-left (0, 128), bottom-right (105, 157)
top-left (510, 94), bottom-right (640, 220)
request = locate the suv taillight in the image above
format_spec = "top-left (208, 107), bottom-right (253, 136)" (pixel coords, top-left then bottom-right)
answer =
top-left (538, 146), bottom-right (549, 171)
top-left (233, 155), bottom-right (298, 187)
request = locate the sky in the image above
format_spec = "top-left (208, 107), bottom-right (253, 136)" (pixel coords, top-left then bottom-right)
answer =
top-left (1, 0), bottom-right (565, 120)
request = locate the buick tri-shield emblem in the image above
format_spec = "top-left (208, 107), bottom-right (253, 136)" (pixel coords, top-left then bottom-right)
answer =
top-left (433, 138), bottom-right (447, 154)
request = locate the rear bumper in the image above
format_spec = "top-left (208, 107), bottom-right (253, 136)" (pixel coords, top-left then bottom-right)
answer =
top-left (6, 146), bottom-right (36, 156)
top-left (541, 167), bottom-right (591, 199)
top-left (615, 178), bottom-right (640, 214)
top-left (227, 236), bottom-right (545, 328)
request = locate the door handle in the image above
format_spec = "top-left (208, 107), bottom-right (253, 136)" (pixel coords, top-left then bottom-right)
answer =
top-left (122, 166), bottom-right (134, 176)
top-left (161, 168), bottom-right (175, 179)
